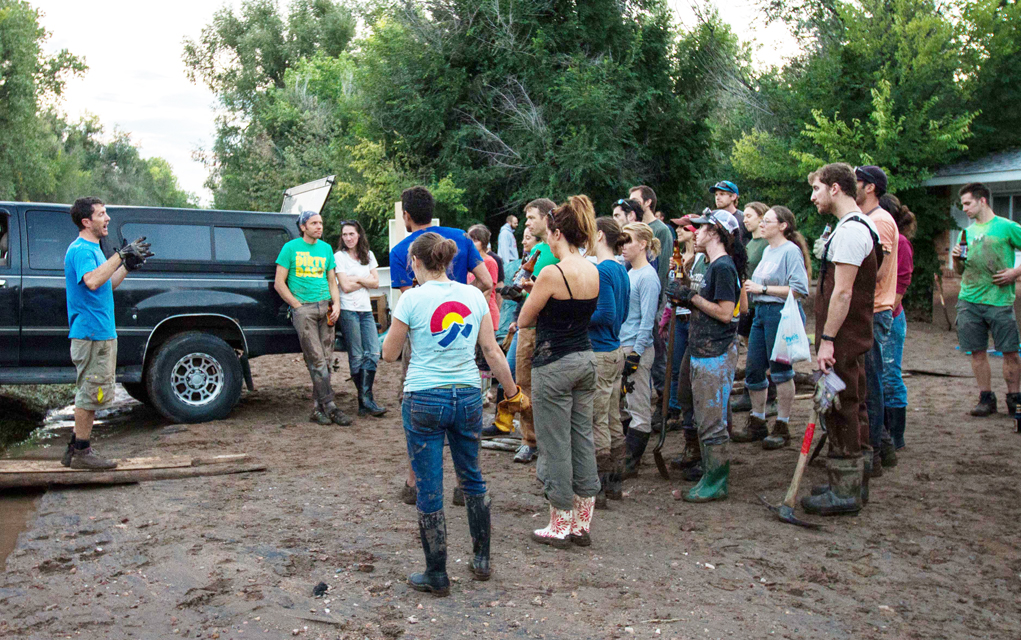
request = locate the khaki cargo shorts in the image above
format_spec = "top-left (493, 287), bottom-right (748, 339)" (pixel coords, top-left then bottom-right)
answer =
top-left (71, 338), bottom-right (117, 411)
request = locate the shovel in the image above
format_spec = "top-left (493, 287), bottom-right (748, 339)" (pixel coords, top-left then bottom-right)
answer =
top-left (760, 370), bottom-right (845, 529)
top-left (652, 311), bottom-right (677, 480)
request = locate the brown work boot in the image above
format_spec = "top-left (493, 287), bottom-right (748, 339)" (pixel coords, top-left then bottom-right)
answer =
top-left (69, 447), bottom-right (118, 470)
top-left (309, 408), bottom-right (332, 425)
top-left (670, 431), bottom-right (702, 470)
top-left (731, 414), bottom-right (768, 443)
top-left (970, 391), bottom-right (997, 417)
top-left (762, 420), bottom-right (791, 450)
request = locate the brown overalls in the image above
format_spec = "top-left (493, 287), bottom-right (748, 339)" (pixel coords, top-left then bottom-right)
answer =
top-left (814, 220), bottom-right (878, 459)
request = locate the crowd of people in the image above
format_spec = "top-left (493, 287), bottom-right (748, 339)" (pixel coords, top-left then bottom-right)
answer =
top-left (59, 162), bottom-right (1020, 598)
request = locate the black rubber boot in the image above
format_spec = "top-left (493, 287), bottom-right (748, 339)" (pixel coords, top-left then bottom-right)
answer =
top-left (605, 445), bottom-right (626, 500)
top-left (802, 457), bottom-right (863, 516)
top-left (971, 391), bottom-right (997, 417)
top-left (889, 407), bottom-right (907, 449)
top-left (409, 509), bottom-right (450, 596)
top-left (594, 473), bottom-right (609, 510)
top-left (360, 369), bottom-right (387, 417)
top-left (464, 493), bottom-right (491, 581)
top-left (813, 454), bottom-right (870, 506)
top-left (352, 370), bottom-right (366, 414)
top-left (622, 429), bottom-right (651, 479)
top-left (61, 433), bottom-right (77, 467)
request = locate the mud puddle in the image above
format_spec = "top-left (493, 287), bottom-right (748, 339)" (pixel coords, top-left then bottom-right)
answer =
top-left (0, 488), bottom-right (44, 567)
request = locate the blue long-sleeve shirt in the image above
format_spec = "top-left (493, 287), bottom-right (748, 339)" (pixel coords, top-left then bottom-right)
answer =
top-left (589, 259), bottom-right (630, 352)
top-left (618, 264), bottom-right (660, 355)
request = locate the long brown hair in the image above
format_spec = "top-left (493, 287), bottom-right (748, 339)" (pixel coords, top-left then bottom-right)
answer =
top-left (548, 195), bottom-right (598, 254)
top-left (879, 194), bottom-right (917, 240)
top-left (341, 220), bottom-right (371, 265)
top-left (596, 216), bottom-right (626, 254)
top-left (769, 206), bottom-right (812, 280)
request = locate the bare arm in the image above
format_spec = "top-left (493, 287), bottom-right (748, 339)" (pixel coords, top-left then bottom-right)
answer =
top-left (690, 295), bottom-right (736, 324)
top-left (110, 266), bottom-right (128, 290)
top-left (893, 293), bottom-right (904, 310)
top-left (478, 313), bottom-right (516, 391)
top-left (362, 267), bottom-right (380, 289)
top-left (516, 269), bottom-right (556, 328)
top-left (82, 254), bottom-right (124, 291)
top-left (471, 262), bottom-right (493, 297)
top-left (381, 318), bottom-right (408, 362)
top-left (274, 265), bottom-right (302, 309)
top-left (327, 268), bottom-right (341, 323)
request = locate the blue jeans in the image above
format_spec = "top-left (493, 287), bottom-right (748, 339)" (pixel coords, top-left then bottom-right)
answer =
top-left (745, 302), bottom-right (804, 390)
top-left (506, 331), bottom-right (518, 378)
top-left (403, 387), bottom-right (486, 514)
top-left (339, 310), bottom-right (380, 373)
top-left (881, 311), bottom-right (908, 408)
top-left (668, 319), bottom-right (693, 424)
top-left (866, 310), bottom-right (893, 448)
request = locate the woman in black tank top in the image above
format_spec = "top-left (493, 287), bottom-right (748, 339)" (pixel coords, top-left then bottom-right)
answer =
top-left (518, 196), bottom-right (602, 549)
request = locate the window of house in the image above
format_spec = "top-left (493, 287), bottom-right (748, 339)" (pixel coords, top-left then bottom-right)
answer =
top-left (992, 193), bottom-right (1021, 223)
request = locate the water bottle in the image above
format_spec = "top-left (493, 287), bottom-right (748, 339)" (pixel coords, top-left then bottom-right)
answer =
top-left (820, 224), bottom-right (833, 241)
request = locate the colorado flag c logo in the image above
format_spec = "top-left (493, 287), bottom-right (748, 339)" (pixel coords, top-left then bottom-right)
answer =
top-left (430, 301), bottom-right (473, 347)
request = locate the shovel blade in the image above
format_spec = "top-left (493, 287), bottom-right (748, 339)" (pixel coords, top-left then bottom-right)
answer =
top-left (758, 495), bottom-right (823, 529)
top-left (653, 448), bottom-right (670, 480)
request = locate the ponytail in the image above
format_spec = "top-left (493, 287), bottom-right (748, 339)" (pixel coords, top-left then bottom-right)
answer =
top-left (596, 216), bottom-right (626, 254)
top-left (409, 232), bottom-right (458, 273)
top-left (770, 206), bottom-right (813, 280)
top-left (548, 195), bottom-right (598, 253)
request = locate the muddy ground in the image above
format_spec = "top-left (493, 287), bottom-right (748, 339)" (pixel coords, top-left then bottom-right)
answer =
top-left (2, 320), bottom-right (1020, 640)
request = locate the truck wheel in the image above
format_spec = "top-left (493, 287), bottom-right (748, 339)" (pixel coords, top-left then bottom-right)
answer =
top-left (122, 382), bottom-right (151, 406)
top-left (146, 332), bottom-right (243, 424)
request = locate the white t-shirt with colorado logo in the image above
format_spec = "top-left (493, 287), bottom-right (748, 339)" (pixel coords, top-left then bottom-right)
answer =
top-left (393, 280), bottom-right (490, 392)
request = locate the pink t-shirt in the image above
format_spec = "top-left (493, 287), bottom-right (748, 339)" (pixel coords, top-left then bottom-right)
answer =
top-left (468, 254), bottom-right (500, 329)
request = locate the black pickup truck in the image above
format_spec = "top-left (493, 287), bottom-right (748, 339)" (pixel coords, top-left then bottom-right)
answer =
top-left (0, 202), bottom-right (303, 423)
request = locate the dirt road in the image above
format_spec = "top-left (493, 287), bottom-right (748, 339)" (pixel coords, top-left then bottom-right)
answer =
top-left (2, 321), bottom-right (1020, 639)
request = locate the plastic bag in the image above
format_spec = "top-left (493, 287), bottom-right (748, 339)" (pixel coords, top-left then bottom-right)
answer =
top-left (771, 291), bottom-right (811, 365)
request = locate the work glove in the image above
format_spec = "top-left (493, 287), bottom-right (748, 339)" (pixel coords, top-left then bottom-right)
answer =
top-left (118, 236), bottom-right (154, 270)
top-left (498, 285), bottom-right (525, 302)
top-left (813, 236), bottom-right (827, 260)
top-left (497, 385), bottom-right (531, 417)
top-left (665, 280), bottom-right (696, 308)
top-left (621, 352), bottom-right (641, 395)
top-left (813, 370), bottom-right (845, 416)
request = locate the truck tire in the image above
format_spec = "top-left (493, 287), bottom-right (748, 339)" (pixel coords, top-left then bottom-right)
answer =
top-left (146, 332), bottom-right (243, 424)
top-left (122, 382), bottom-right (151, 406)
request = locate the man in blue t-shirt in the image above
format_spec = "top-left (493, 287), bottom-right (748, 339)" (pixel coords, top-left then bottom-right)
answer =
top-left (390, 186), bottom-right (493, 505)
top-left (62, 197), bottom-right (153, 469)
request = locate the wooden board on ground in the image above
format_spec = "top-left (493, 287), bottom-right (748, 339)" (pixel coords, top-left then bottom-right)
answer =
top-left (0, 454), bottom-right (262, 489)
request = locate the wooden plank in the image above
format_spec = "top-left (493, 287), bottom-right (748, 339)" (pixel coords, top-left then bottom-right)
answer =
top-left (0, 456), bottom-right (193, 474)
top-left (0, 463), bottom-right (267, 489)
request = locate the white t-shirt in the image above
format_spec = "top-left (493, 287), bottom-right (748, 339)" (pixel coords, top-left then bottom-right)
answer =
top-left (334, 250), bottom-right (378, 312)
top-left (826, 213), bottom-right (878, 267)
top-left (393, 280), bottom-right (490, 393)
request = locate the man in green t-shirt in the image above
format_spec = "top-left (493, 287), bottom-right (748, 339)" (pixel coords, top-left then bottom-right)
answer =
top-left (511, 197), bottom-right (562, 464)
top-left (951, 183), bottom-right (1021, 418)
top-left (275, 211), bottom-right (350, 426)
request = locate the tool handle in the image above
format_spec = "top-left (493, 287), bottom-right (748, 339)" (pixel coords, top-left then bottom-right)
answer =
top-left (782, 416), bottom-right (817, 508)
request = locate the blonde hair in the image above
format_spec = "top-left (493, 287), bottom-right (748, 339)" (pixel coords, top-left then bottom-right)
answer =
top-left (622, 222), bottom-right (662, 257)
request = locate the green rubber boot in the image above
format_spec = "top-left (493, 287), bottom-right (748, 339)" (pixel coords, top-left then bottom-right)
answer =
top-left (683, 442), bottom-right (729, 503)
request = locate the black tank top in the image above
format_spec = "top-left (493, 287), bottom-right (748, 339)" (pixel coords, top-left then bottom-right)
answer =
top-left (533, 265), bottom-right (598, 368)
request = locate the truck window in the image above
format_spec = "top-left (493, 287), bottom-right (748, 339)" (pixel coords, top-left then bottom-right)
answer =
top-left (214, 226), bottom-right (290, 263)
top-left (27, 210), bottom-right (79, 270)
top-left (122, 223), bottom-right (212, 261)
top-left (0, 213), bottom-right (9, 267)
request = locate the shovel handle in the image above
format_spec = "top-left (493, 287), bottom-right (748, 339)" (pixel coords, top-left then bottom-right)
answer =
top-left (782, 411), bottom-right (817, 509)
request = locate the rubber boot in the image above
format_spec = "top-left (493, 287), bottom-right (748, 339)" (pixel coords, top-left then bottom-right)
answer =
top-left (762, 419), bottom-right (791, 450)
top-left (801, 457), bottom-right (863, 516)
top-left (970, 391), bottom-right (997, 417)
top-left (670, 428), bottom-right (701, 470)
top-left (731, 414), bottom-right (768, 443)
top-left (352, 370), bottom-right (366, 414)
top-left (683, 442), bottom-right (729, 503)
top-left (889, 407), bottom-right (907, 450)
top-left (360, 369), bottom-right (387, 417)
top-left (61, 433), bottom-right (76, 467)
top-left (622, 429), bottom-right (651, 479)
top-left (594, 473), bottom-right (609, 510)
top-left (731, 388), bottom-right (752, 413)
top-left (813, 454), bottom-right (870, 506)
top-left (464, 493), bottom-right (491, 581)
top-left (605, 444), bottom-right (626, 500)
top-left (569, 495), bottom-right (595, 547)
top-left (409, 509), bottom-right (450, 596)
top-left (532, 503), bottom-right (572, 549)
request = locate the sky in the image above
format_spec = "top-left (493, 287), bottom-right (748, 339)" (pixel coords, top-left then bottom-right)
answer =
top-left (39, 1), bottom-right (799, 206)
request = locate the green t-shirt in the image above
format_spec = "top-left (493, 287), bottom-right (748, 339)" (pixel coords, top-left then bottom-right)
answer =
top-left (746, 237), bottom-right (768, 276)
top-left (960, 216), bottom-right (1021, 307)
top-left (532, 242), bottom-right (560, 276)
top-left (648, 219), bottom-right (675, 296)
top-left (275, 237), bottom-right (337, 303)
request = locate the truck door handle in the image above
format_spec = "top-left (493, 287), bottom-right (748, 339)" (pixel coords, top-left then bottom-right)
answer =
top-left (0, 279), bottom-right (6, 287)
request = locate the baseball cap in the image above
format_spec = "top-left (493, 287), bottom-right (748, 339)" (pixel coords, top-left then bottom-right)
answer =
top-left (709, 180), bottom-right (739, 196)
top-left (688, 209), bottom-right (740, 236)
top-left (668, 215), bottom-right (697, 233)
top-left (854, 166), bottom-right (888, 194)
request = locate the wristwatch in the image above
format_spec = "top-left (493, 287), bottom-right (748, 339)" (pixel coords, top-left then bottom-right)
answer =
top-left (821, 334), bottom-right (836, 342)
top-left (760, 284), bottom-right (768, 295)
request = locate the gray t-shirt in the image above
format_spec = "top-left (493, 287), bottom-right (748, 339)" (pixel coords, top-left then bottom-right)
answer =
top-left (648, 219), bottom-right (674, 297)
top-left (749, 241), bottom-right (810, 304)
